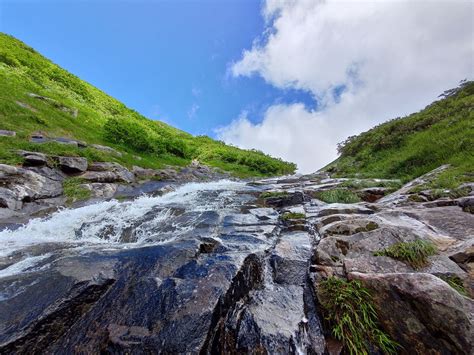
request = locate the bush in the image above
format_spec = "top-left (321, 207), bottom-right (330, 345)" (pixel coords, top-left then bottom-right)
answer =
top-left (374, 239), bottom-right (437, 269)
top-left (318, 277), bottom-right (399, 355)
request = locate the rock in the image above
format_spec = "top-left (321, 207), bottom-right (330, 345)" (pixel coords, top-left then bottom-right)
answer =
top-left (458, 196), bottom-right (474, 213)
top-left (0, 164), bottom-right (63, 210)
top-left (52, 137), bottom-right (78, 147)
top-left (81, 162), bottom-right (134, 183)
top-left (0, 130), bottom-right (16, 137)
top-left (29, 132), bottom-right (48, 143)
top-left (271, 231), bottom-right (312, 285)
top-left (423, 198), bottom-right (458, 208)
top-left (56, 156), bottom-right (88, 174)
top-left (448, 239), bottom-right (474, 279)
top-left (17, 150), bottom-right (48, 166)
top-left (358, 187), bottom-right (389, 202)
top-left (132, 166), bottom-right (158, 180)
top-left (79, 183), bottom-right (117, 199)
top-left (91, 144), bottom-right (122, 157)
top-left (263, 191), bottom-right (305, 208)
top-left (317, 203), bottom-right (374, 217)
top-left (349, 272), bottom-right (474, 354)
top-left (320, 219), bottom-right (379, 237)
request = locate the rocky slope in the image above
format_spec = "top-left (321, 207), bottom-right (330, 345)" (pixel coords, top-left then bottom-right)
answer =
top-left (0, 165), bottom-right (472, 354)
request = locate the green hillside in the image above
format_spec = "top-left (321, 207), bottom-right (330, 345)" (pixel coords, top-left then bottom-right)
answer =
top-left (0, 33), bottom-right (296, 177)
top-left (325, 81), bottom-right (474, 188)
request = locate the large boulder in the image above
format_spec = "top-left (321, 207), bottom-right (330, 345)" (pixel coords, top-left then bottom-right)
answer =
top-left (81, 162), bottom-right (134, 184)
top-left (349, 272), bottom-right (474, 354)
top-left (56, 156), bottom-right (88, 174)
top-left (0, 164), bottom-right (63, 210)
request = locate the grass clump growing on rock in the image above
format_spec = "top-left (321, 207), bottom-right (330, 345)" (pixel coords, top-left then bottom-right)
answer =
top-left (63, 177), bottom-right (91, 203)
top-left (281, 212), bottom-right (305, 220)
top-left (374, 239), bottom-right (437, 269)
top-left (340, 179), bottom-right (402, 190)
top-left (318, 277), bottom-right (399, 355)
top-left (315, 189), bottom-right (361, 204)
top-left (440, 275), bottom-right (468, 297)
top-left (260, 191), bottom-right (289, 199)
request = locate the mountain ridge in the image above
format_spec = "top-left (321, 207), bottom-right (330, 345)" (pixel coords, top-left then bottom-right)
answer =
top-left (0, 33), bottom-right (296, 177)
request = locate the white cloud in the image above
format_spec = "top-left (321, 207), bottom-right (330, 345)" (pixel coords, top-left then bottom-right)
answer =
top-left (187, 103), bottom-right (200, 119)
top-left (219, 0), bottom-right (473, 173)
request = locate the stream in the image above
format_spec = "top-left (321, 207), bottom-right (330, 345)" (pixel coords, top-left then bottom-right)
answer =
top-left (0, 179), bottom-right (326, 353)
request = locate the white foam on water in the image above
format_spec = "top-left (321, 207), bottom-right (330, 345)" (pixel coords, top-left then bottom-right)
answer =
top-left (0, 253), bottom-right (52, 279)
top-left (0, 180), bottom-right (247, 258)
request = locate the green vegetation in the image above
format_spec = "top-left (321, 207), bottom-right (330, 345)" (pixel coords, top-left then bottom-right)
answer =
top-left (318, 277), bottom-right (399, 355)
top-left (315, 189), bottom-right (361, 203)
top-left (0, 33), bottom-right (296, 177)
top-left (63, 177), bottom-right (91, 203)
top-left (374, 240), bottom-right (437, 269)
top-left (340, 179), bottom-right (403, 191)
top-left (281, 212), bottom-right (306, 220)
top-left (440, 275), bottom-right (468, 297)
top-left (325, 81), bottom-right (474, 188)
top-left (260, 191), bottom-right (289, 199)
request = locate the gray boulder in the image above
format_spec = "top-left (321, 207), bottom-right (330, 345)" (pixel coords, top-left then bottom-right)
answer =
top-left (81, 162), bottom-right (134, 183)
top-left (17, 150), bottom-right (48, 166)
top-left (0, 164), bottom-right (63, 210)
top-left (350, 272), bottom-right (474, 354)
top-left (56, 156), bottom-right (88, 174)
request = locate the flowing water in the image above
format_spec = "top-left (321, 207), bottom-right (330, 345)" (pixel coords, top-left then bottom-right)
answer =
top-left (0, 179), bottom-right (325, 353)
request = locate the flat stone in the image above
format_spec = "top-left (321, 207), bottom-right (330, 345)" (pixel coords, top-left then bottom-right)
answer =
top-left (0, 130), bottom-right (16, 137)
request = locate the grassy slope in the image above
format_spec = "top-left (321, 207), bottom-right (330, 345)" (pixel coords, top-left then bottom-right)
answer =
top-left (325, 81), bottom-right (474, 187)
top-left (0, 33), bottom-right (296, 177)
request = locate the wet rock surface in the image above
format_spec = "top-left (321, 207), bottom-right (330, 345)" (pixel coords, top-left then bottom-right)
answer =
top-left (0, 166), bottom-right (473, 353)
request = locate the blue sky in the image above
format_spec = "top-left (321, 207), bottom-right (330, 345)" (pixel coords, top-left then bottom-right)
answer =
top-left (0, 0), bottom-right (314, 136)
top-left (1, 1), bottom-right (471, 172)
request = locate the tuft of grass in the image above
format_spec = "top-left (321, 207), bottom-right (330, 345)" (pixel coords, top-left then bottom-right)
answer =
top-left (281, 212), bottom-right (306, 220)
top-left (315, 189), bottom-right (361, 204)
top-left (260, 191), bottom-right (289, 199)
top-left (318, 277), bottom-right (399, 355)
top-left (63, 177), bottom-right (91, 204)
top-left (374, 239), bottom-right (437, 269)
top-left (440, 275), bottom-right (468, 297)
top-left (340, 179), bottom-right (403, 191)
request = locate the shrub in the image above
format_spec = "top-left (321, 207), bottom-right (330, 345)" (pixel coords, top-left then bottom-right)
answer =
top-left (374, 239), bottom-right (437, 269)
top-left (315, 189), bottom-right (361, 203)
top-left (318, 277), bottom-right (399, 355)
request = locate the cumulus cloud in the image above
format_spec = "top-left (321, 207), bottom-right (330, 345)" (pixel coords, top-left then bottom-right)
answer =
top-left (219, 0), bottom-right (473, 173)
